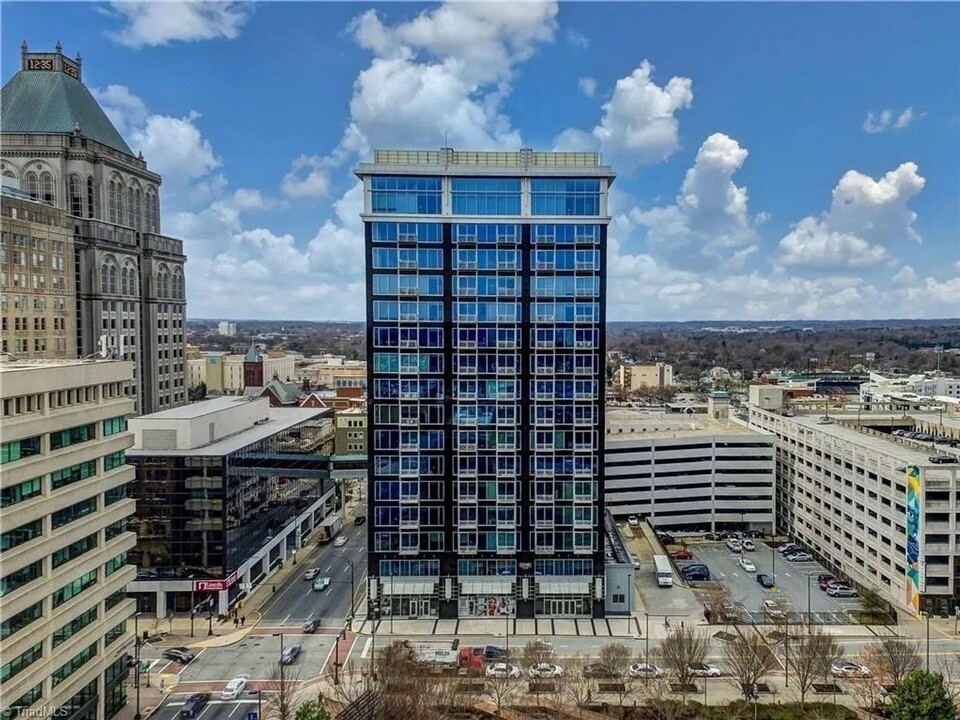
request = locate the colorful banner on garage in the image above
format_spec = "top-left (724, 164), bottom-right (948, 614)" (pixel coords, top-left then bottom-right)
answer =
top-left (905, 464), bottom-right (924, 616)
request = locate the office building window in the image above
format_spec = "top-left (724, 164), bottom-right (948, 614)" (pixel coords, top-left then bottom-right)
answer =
top-left (371, 176), bottom-right (441, 214)
top-left (0, 601), bottom-right (43, 640)
top-left (103, 417), bottom-right (127, 436)
top-left (1, 519), bottom-right (43, 552)
top-left (51, 643), bottom-right (98, 687)
top-left (371, 222), bottom-right (441, 243)
top-left (50, 423), bottom-right (96, 450)
top-left (52, 570), bottom-right (98, 608)
top-left (1, 643), bottom-right (42, 683)
top-left (531, 179), bottom-right (601, 216)
top-left (0, 435), bottom-right (41, 464)
top-left (51, 460), bottom-right (98, 490)
top-left (451, 178), bottom-right (521, 215)
top-left (52, 607), bottom-right (98, 647)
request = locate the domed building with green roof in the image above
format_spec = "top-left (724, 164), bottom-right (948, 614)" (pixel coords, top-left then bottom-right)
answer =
top-left (1, 42), bottom-right (187, 416)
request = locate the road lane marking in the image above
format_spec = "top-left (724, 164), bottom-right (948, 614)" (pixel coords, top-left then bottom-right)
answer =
top-left (282, 614), bottom-right (290, 624)
top-left (306, 611), bottom-right (314, 620)
top-left (229, 701), bottom-right (242, 717)
top-left (360, 637), bottom-right (372, 659)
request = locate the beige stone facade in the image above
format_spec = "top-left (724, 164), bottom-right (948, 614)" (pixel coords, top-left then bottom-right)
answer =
top-left (335, 408), bottom-right (367, 455)
top-left (0, 358), bottom-right (136, 718)
top-left (614, 362), bottom-right (674, 391)
top-left (0, 193), bottom-right (77, 359)
top-left (187, 351), bottom-right (297, 393)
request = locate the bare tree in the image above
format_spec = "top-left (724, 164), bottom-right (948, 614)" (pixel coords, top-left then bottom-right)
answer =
top-left (562, 656), bottom-right (595, 720)
top-left (722, 628), bottom-right (778, 699)
top-left (522, 639), bottom-right (557, 705)
top-left (637, 677), bottom-right (685, 720)
top-left (262, 664), bottom-right (301, 720)
top-left (654, 625), bottom-right (709, 704)
top-left (704, 583), bottom-right (734, 625)
top-left (598, 642), bottom-right (636, 710)
top-left (787, 627), bottom-right (842, 708)
top-left (873, 637), bottom-right (922, 687)
top-left (483, 671), bottom-right (522, 719)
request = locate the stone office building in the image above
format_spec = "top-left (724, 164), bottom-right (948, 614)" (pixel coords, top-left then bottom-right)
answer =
top-left (0, 43), bottom-right (187, 414)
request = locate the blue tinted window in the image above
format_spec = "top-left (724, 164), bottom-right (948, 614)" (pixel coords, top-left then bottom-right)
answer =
top-left (532, 224), bottom-right (599, 244)
top-left (451, 179), bottom-right (521, 216)
top-left (373, 301), bottom-right (443, 322)
top-left (371, 177), bottom-right (441, 214)
top-left (372, 275), bottom-right (443, 296)
top-left (372, 248), bottom-right (443, 269)
top-left (531, 179), bottom-right (601, 216)
top-left (454, 224), bottom-right (519, 243)
top-left (372, 222), bottom-right (441, 243)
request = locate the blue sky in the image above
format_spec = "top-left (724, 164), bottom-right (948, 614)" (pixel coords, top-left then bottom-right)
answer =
top-left (4, 1), bottom-right (958, 320)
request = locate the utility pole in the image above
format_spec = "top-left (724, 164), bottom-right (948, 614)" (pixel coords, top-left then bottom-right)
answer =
top-left (133, 611), bottom-right (142, 720)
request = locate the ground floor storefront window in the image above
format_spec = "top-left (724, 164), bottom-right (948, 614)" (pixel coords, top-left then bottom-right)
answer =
top-left (459, 595), bottom-right (514, 617)
top-left (535, 595), bottom-right (591, 616)
top-left (382, 596), bottom-right (438, 618)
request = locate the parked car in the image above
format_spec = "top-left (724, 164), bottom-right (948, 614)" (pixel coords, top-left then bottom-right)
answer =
top-left (777, 543), bottom-right (799, 555)
top-left (302, 619), bottom-right (319, 633)
top-left (221, 676), bottom-right (249, 700)
top-left (179, 693), bottom-right (210, 718)
top-left (785, 552), bottom-right (813, 562)
top-left (705, 532), bottom-right (723, 541)
top-left (929, 455), bottom-right (957, 464)
top-left (631, 554), bottom-right (641, 569)
top-left (827, 585), bottom-right (858, 598)
top-left (354, 515), bottom-right (366, 525)
top-left (671, 549), bottom-right (694, 560)
top-left (303, 568), bottom-right (320, 580)
top-left (528, 663), bottom-right (564, 678)
top-left (629, 663), bottom-right (664, 678)
top-left (831, 661), bottom-right (870, 678)
top-left (817, 574), bottom-right (836, 590)
top-left (756, 574), bottom-right (775, 588)
top-left (485, 663), bottom-right (521, 678)
top-left (583, 663), bottom-right (617, 679)
top-left (688, 662), bottom-right (722, 678)
top-left (279, 643), bottom-right (303, 665)
top-left (743, 530), bottom-right (764, 539)
top-left (657, 533), bottom-right (676, 545)
top-left (738, 558), bottom-right (757, 573)
top-left (334, 536), bottom-right (348, 547)
top-left (762, 600), bottom-right (785, 620)
top-left (482, 646), bottom-right (508, 659)
top-left (627, 516), bottom-right (640, 527)
top-left (162, 648), bottom-right (195, 664)
top-left (725, 538), bottom-right (742, 552)
top-left (681, 565), bottom-right (711, 581)
top-left (741, 539), bottom-right (756, 551)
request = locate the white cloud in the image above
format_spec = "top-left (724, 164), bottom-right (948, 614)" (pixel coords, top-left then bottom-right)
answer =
top-left (892, 265), bottom-right (917, 285)
top-left (629, 133), bottom-right (759, 265)
top-left (107, 1), bottom-right (250, 48)
top-left (566, 30), bottom-right (589, 48)
top-left (281, 155), bottom-right (332, 199)
top-left (340, 4), bottom-right (558, 153)
top-left (578, 76), bottom-right (596, 97)
top-left (91, 84), bottom-right (148, 139)
top-left (551, 128), bottom-right (599, 153)
top-left (863, 106), bottom-right (924, 133)
top-left (776, 162), bottom-right (926, 269)
top-left (589, 61), bottom-right (693, 172)
top-left (778, 218), bottom-right (891, 269)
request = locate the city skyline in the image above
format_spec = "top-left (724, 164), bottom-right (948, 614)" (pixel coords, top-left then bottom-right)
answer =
top-left (2, 2), bottom-right (957, 322)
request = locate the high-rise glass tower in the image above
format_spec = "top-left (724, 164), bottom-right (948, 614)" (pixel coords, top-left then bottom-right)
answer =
top-left (358, 148), bottom-right (615, 619)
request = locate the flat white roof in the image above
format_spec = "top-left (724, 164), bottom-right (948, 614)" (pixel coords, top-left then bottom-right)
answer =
top-left (139, 395), bottom-right (249, 420)
top-left (127, 407), bottom-right (328, 457)
top-left (789, 414), bottom-right (943, 464)
top-left (605, 408), bottom-right (765, 440)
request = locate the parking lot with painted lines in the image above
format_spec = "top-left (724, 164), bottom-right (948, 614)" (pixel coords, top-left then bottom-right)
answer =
top-left (679, 542), bottom-right (862, 624)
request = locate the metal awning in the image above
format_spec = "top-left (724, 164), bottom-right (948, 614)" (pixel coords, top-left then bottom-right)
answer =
top-left (460, 579), bottom-right (514, 596)
top-left (381, 580), bottom-right (435, 595)
top-left (538, 580), bottom-right (591, 595)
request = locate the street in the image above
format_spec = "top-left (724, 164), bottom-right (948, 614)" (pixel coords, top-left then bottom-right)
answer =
top-left (258, 521), bottom-right (368, 627)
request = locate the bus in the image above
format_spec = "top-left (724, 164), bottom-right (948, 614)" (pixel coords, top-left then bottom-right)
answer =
top-left (653, 554), bottom-right (673, 587)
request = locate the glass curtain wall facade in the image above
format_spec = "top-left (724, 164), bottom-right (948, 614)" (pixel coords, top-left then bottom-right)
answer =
top-left (360, 149), bottom-right (614, 619)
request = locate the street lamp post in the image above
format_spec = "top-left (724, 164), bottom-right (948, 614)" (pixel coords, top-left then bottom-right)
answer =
top-left (133, 611), bottom-right (142, 720)
top-left (921, 611), bottom-right (930, 670)
top-left (806, 573), bottom-right (814, 632)
top-left (207, 593), bottom-right (215, 636)
top-left (370, 600), bottom-right (381, 682)
top-left (274, 632), bottom-right (286, 688)
top-left (334, 623), bottom-right (349, 685)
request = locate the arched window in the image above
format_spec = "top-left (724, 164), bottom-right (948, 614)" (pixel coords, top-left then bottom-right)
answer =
top-left (2, 170), bottom-right (15, 180)
top-left (173, 272), bottom-right (184, 299)
top-left (115, 177), bottom-right (125, 226)
top-left (109, 265), bottom-right (118, 295)
top-left (120, 267), bottom-right (129, 295)
top-left (24, 172), bottom-right (38, 200)
top-left (101, 264), bottom-right (110, 293)
top-left (133, 186), bottom-right (142, 230)
top-left (86, 176), bottom-right (96, 219)
top-left (69, 175), bottom-right (83, 217)
top-left (145, 188), bottom-right (159, 232)
top-left (108, 179), bottom-right (118, 223)
top-left (125, 264), bottom-right (138, 296)
top-left (40, 172), bottom-right (55, 205)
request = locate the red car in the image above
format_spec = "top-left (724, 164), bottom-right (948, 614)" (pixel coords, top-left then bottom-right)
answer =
top-left (671, 549), bottom-right (694, 560)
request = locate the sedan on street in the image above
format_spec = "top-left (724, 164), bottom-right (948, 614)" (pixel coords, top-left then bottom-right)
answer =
top-left (741, 539), bottom-right (756, 551)
top-left (827, 585), bottom-right (858, 598)
top-left (629, 663), bottom-right (663, 678)
top-left (785, 552), bottom-right (813, 562)
top-left (485, 663), bottom-right (521, 678)
top-left (162, 648), bottom-right (195, 664)
top-left (334, 536), bottom-right (348, 547)
top-left (221, 676), bottom-right (249, 700)
top-left (528, 663), bottom-right (564, 678)
top-left (583, 663), bottom-right (617, 679)
top-left (756, 574), bottom-right (775, 588)
top-left (279, 643), bottom-right (303, 665)
top-left (688, 663), bottom-right (722, 677)
top-left (738, 558), bottom-right (757, 573)
top-left (303, 568), bottom-right (320, 580)
top-left (670, 549), bottom-right (694, 560)
top-left (831, 661), bottom-right (870, 678)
